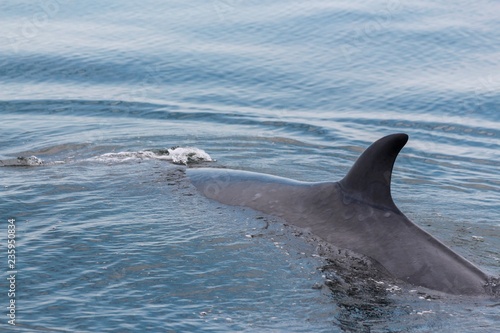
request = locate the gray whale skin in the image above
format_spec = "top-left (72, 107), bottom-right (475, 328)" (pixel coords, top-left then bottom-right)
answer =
top-left (188, 133), bottom-right (497, 296)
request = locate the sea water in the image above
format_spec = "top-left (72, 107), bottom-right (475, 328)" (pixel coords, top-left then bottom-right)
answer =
top-left (1, 1), bottom-right (499, 332)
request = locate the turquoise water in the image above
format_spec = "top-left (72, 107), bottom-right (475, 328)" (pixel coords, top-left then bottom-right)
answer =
top-left (1, 1), bottom-right (499, 332)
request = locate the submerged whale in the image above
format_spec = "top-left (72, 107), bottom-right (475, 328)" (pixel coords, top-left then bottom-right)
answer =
top-left (188, 133), bottom-right (497, 296)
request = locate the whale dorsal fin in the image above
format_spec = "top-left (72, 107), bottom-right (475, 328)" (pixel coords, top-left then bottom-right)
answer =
top-left (339, 133), bottom-right (408, 211)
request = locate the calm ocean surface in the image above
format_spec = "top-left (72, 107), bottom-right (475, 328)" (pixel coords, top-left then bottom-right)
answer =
top-left (1, 1), bottom-right (499, 332)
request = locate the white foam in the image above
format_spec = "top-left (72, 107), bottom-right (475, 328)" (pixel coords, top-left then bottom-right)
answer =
top-left (91, 147), bottom-right (213, 165)
top-left (0, 156), bottom-right (44, 166)
top-left (167, 147), bottom-right (214, 165)
top-left (25, 156), bottom-right (44, 166)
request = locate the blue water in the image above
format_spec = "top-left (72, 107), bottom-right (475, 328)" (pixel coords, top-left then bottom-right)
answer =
top-left (1, 0), bottom-right (499, 332)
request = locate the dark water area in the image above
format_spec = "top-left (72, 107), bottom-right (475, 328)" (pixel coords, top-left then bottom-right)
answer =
top-left (1, 1), bottom-right (499, 332)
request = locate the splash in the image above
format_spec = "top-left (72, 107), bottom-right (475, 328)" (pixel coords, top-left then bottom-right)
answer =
top-left (91, 147), bottom-right (214, 165)
top-left (1, 147), bottom-right (214, 167)
top-left (164, 147), bottom-right (214, 165)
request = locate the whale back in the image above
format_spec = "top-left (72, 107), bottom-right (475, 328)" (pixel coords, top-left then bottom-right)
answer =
top-left (187, 134), bottom-right (491, 295)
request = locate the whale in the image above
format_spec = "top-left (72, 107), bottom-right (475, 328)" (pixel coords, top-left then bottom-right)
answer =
top-left (187, 133), bottom-right (497, 296)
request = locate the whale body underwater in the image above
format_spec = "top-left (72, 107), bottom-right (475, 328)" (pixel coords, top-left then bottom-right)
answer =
top-left (188, 133), bottom-right (498, 296)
